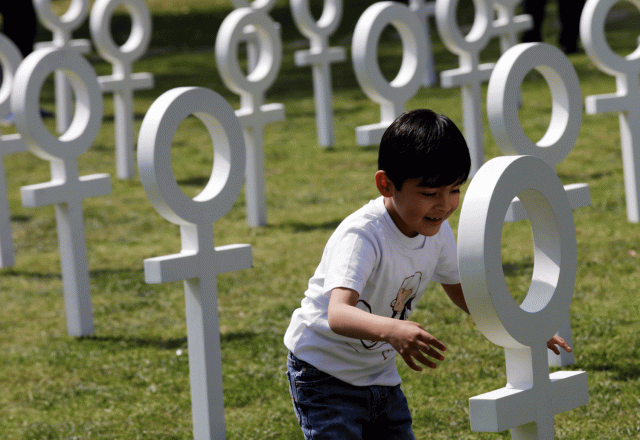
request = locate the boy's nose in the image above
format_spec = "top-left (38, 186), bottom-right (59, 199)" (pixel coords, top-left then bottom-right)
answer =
top-left (435, 194), bottom-right (451, 211)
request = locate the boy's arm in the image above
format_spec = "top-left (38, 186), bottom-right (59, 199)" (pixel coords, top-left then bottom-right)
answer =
top-left (442, 283), bottom-right (572, 354)
top-left (441, 283), bottom-right (470, 314)
top-left (328, 287), bottom-right (447, 372)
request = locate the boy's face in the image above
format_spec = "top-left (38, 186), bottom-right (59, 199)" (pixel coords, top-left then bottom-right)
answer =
top-left (383, 177), bottom-right (462, 238)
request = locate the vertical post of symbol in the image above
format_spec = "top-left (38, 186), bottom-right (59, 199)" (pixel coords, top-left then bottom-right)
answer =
top-left (458, 155), bottom-right (589, 439)
top-left (33, 0), bottom-right (92, 134)
top-left (291, 0), bottom-right (345, 147)
top-left (216, 8), bottom-right (284, 227)
top-left (581, 0), bottom-right (640, 222)
top-left (435, 0), bottom-right (494, 176)
top-left (487, 42), bottom-right (590, 366)
top-left (492, 0), bottom-right (534, 52)
top-left (11, 48), bottom-right (111, 337)
top-left (408, 0), bottom-right (438, 86)
top-left (138, 87), bottom-right (252, 440)
top-left (352, 1), bottom-right (427, 147)
top-left (0, 35), bottom-right (25, 268)
top-left (90, 0), bottom-right (154, 180)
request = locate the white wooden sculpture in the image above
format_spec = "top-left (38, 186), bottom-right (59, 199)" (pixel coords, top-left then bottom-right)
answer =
top-left (458, 155), bottom-right (589, 439)
top-left (33, 0), bottom-right (92, 134)
top-left (215, 8), bottom-right (284, 227)
top-left (291, 0), bottom-right (346, 147)
top-left (488, 42), bottom-right (590, 367)
top-left (12, 48), bottom-right (111, 337)
top-left (138, 87), bottom-right (252, 440)
top-left (90, 0), bottom-right (154, 180)
top-left (435, 0), bottom-right (494, 176)
top-left (352, 1), bottom-right (427, 147)
top-left (0, 35), bottom-right (25, 268)
top-left (408, 0), bottom-right (438, 86)
top-left (581, 0), bottom-right (640, 223)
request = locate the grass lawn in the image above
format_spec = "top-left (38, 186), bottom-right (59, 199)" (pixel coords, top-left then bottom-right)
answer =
top-left (1, 0), bottom-right (639, 438)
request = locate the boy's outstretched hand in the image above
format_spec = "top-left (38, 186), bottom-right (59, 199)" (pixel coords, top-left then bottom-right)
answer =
top-left (386, 320), bottom-right (447, 372)
top-left (328, 287), bottom-right (447, 372)
top-left (547, 335), bottom-right (572, 355)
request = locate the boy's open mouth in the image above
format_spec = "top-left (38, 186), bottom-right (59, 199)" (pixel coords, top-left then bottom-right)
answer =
top-left (425, 216), bottom-right (442, 222)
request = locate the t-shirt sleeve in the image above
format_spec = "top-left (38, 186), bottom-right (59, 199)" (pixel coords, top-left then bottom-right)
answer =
top-left (431, 222), bottom-right (461, 285)
top-left (322, 227), bottom-right (378, 297)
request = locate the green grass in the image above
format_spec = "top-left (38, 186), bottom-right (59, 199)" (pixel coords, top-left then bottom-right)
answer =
top-left (1, 1), bottom-right (639, 439)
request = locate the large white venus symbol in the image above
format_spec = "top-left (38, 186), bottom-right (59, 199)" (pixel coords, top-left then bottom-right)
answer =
top-left (352, 1), bottom-right (427, 147)
top-left (581, 0), bottom-right (640, 223)
top-left (33, 0), bottom-right (92, 134)
top-left (291, 0), bottom-right (345, 148)
top-left (216, 8), bottom-right (284, 227)
top-left (458, 155), bottom-right (589, 439)
top-left (90, 0), bottom-right (154, 180)
top-left (488, 42), bottom-right (591, 367)
top-left (138, 87), bottom-right (252, 440)
top-left (0, 35), bottom-right (25, 268)
top-left (12, 48), bottom-right (112, 338)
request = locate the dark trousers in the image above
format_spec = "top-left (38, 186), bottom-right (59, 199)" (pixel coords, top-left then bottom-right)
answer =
top-left (522, 0), bottom-right (585, 53)
top-left (0, 2), bottom-right (37, 57)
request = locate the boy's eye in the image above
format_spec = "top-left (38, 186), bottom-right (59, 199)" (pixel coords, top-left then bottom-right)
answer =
top-left (421, 192), bottom-right (436, 197)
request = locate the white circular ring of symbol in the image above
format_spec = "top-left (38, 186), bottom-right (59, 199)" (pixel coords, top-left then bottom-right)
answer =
top-left (291, 0), bottom-right (343, 39)
top-left (90, 0), bottom-right (152, 64)
top-left (215, 8), bottom-right (282, 97)
top-left (435, 0), bottom-right (492, 55)
top-left (11, 48), bottom-right (103, 161)
top-left (352, 2), bottom-right (427, 105)
top-left (457, 155), bottom-right (577, 348)
top-left (137, 87), bottom-right (246, 226)
top-left (581, 0), bottom-right (640, 75)
top-left (0, 34), bottom-right (23, 118)
top-left (488, 43), bottom-right (582, 167)
top-left (34, 0), bottom-right (90, 33)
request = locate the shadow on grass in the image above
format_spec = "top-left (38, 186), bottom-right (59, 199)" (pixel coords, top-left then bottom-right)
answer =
top-left (79, 334), bottom-right (188, 350)
top-left (0, 268), bottom-right (61, 279)
top-left (276, 218), bottom-right (343, 232)
top-left (580, 358), bottom-right (640, 382)
top-left (177, 176), bottom-right (210, 187)
top-left (78, 330), bottom-right (257, 350)
top-left (502, 257), bottom-right (533, 277)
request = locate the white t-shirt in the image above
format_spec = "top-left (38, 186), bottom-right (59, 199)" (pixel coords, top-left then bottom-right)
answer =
top-left (284, 197), bottom-right (461, 386)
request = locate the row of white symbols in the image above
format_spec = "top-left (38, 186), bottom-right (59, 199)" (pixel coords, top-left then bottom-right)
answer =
top-left (0, 4), bottom-right (609, 440)
top-left (140, 41), bottom-right (595, 439)
top-left (9, 0), bottom-right (640, 228)
top-left (0, 0), bottom-right (152, 335)
top-left (32, 0), bottom-right (153, 180)
top-left (0, 0), bottom-right (633, 339)
top-left (222, 0), bottom-right (640, 229)
top-left (351, 0), bottom-right (533, 174)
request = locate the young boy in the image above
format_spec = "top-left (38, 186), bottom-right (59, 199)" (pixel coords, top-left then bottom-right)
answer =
top-left (284, 109), bottom-right (570, 439)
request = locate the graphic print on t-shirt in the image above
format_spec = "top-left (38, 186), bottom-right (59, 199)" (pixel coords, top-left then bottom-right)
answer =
top-left (345, 272), bottom-right (423, 359)
top-left (390, 272), bottom-right (422, 320)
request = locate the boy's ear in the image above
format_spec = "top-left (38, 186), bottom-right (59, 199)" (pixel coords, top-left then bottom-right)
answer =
top-left (375, 170), bottom-right (394, 197)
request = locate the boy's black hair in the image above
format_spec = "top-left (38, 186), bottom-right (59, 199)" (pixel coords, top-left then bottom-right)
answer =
top-left (378, 109), bottom-right (471, 190)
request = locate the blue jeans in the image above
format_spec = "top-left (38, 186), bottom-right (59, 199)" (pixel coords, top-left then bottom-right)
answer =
top-left (286, 352), bottom-right (415, 440)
